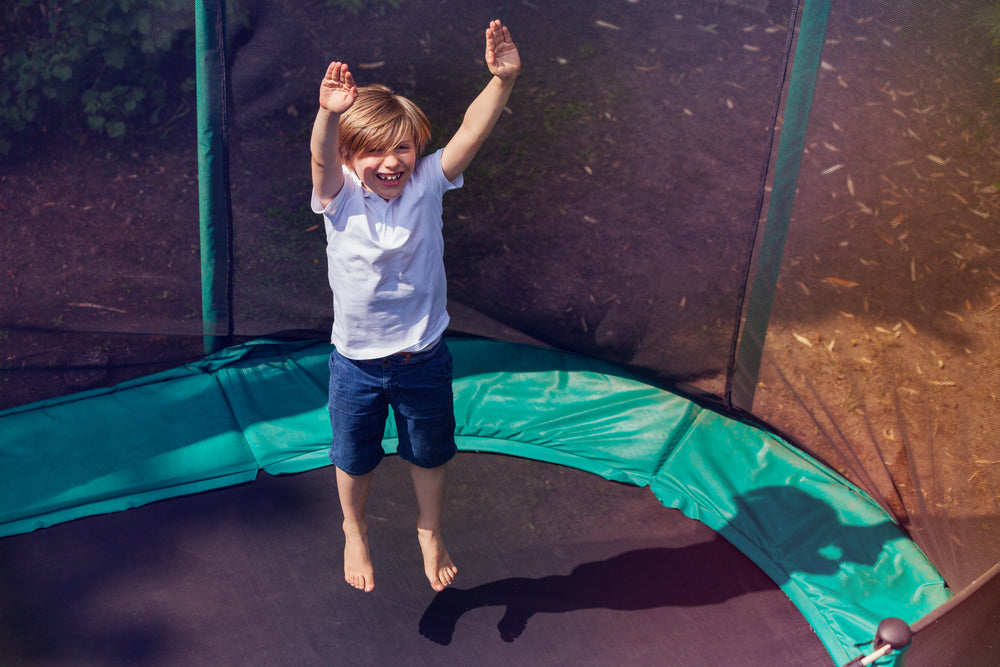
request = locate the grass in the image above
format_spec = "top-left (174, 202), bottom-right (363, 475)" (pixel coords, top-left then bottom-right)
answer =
top-left (541, 98), bottom-right (594, 133)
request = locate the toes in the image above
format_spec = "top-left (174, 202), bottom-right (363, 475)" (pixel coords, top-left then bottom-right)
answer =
top-left (430, 563), bottom-right (457, 591)
top-left (346, 572), bottom-right (375, 593)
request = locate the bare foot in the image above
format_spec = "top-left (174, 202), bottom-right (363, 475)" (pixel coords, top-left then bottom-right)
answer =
top-left (417, 527), bottom-right (457, 592)
top-left (344, 525), bottom-right (374, 592)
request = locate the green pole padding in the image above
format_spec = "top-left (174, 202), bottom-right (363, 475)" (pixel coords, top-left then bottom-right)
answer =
top-left (730, 0), bottom-right (831, 411)
top-left (195, 0), bottom-right (232, 354)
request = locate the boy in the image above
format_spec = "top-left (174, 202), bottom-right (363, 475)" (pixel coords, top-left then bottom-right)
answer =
top-left (310, 20), bottom-right (520, 593)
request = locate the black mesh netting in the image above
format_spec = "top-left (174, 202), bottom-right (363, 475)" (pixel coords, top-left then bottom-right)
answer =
top-left (1, 0), bottom-right (998, 657)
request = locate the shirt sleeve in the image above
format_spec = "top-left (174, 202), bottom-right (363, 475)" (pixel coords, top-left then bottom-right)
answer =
top-left (311, 165), bottom-right (358, 216)
top-left (424, 148), bottom-right (464, 193)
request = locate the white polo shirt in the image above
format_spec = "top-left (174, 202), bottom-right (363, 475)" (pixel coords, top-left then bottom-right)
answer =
top-left (312, 149), bottom-right (463, 359)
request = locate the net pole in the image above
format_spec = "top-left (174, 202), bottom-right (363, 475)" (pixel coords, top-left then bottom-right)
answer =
top-left (728, 0), bottom-right (831, 411)
top-left (195, 0), bottom-right (234, 354)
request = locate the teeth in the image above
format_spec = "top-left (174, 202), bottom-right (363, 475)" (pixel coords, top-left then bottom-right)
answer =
top-left (378, 173), bottom-right (401, 182)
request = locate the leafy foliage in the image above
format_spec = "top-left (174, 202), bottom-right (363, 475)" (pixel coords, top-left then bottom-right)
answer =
top-left (0, 0), bottom-right (195, 154)
top-left (976, 2), bottom-right (1000, 47)
top-left (975, 2), bottom-right (1000, 98)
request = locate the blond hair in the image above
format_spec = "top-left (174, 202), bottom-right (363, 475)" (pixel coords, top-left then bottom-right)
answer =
top-left (338, 84), bottom-right (432, 166)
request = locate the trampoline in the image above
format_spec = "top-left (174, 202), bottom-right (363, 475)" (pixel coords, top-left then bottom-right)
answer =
top-left (0, 338), bottom-right (949, 665)
top-left (1, 454), bottom-right (834, 665)
top-left (2, 0), bottom-right (998, 665)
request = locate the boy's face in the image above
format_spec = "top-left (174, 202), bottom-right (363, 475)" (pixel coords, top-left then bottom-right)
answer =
top-left (351, 141), bottom-right (417, 201)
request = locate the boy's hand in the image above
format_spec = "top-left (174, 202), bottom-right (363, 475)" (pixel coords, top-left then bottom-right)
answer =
top-left (485, 20), bottom-right (520, 81)
top-left (319, 61), bottom-right (357, 114)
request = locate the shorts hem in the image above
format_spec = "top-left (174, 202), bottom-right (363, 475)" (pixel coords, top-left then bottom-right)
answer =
top-left (396, 443), bottom-right (458, 470)
top-left (328, 448), bottom-right (384, 476)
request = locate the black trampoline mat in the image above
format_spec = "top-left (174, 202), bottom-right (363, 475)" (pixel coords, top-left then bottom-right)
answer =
top-left (0, 453), bottom-right (831, 666)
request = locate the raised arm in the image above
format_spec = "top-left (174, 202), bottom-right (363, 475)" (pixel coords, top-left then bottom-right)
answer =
top-left (311, 61), bottom-right (357, 207)
top-left (440, 20), bottom-right (521, 182)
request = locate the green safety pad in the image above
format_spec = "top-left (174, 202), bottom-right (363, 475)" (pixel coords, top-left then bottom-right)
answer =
top-left (0, 364), bottom-right (258, 536)
top-left (648, 409), bottom-right (947, 665)
top-left (206, 340), bottom-right (337, 474)
top-left (0, 336), bottom-right (949, 665)
top-left (449, 343), bottom-right (702, 486)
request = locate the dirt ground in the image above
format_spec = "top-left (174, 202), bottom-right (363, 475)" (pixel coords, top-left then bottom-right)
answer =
top-left (2, 0), bottom-right (799, 401)
top-left (1, 0), bottom-right (998, 586)
top-left (750, 1), bottom-right (1000, 588)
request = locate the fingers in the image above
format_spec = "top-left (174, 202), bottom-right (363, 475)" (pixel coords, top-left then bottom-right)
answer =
top-left (342, 65), bottom-right (355, 90)
top-left (323, 61), bottom-right (341, 82)
top-left (485, 20), bottom-right (519, 80)
top-left (485, 19), bottom-right (511, 52)
top-left (485, 19), bottom-right (514, 69)
top-left (319, 62), bottom-right (357, 113)
top-left (323, 61), bottom-right (355, 88)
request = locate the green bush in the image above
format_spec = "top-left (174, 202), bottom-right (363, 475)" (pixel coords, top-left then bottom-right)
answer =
top-left (0, 0), bottom-right (195, 155)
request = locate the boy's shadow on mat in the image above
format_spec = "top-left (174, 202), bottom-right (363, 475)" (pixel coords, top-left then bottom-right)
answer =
top-left (420, 487), bottom-right (901, 645)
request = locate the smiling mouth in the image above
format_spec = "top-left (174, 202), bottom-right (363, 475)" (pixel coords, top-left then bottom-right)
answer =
top-left (377, 173), bottom-right (403, 184)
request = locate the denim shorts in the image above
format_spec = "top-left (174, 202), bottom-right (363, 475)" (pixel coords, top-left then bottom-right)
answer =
top-left (328, 338), bottom-right (457, 476)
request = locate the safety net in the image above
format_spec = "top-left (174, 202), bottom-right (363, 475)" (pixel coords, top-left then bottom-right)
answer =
top-left (1, 0), bottom-right (998, 665)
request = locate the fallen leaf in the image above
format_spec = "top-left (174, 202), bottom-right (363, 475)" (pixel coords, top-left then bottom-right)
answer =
top-left (68, 302), bottom-right (127, 314)
top-left (823, 277), bottom-right (859, 287)
top-left (874, 229), bottom-right (894, 246)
